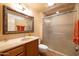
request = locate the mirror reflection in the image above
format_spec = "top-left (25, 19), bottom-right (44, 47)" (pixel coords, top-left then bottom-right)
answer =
top-left (3, 6), bottom-right (34, 34)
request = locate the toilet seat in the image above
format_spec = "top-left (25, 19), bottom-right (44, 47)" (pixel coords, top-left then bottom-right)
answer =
top-left (39, 44), bottom-right (48, 52)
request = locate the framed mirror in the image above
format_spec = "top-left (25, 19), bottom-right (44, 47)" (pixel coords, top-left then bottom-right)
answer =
top-left (3, 6), bottom-right (34, 34)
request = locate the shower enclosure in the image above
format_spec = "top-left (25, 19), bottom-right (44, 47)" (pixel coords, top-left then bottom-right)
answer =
top-left (42, 10), bottom-right (77, 55)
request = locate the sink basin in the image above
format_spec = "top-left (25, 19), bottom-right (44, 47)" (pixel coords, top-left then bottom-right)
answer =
top-left (25, 36), bottom-right (37, 39)
top-left (21, 37), bottom-right (32, 41)
top-left (16, 36), bottom-right (39, 41)
top-left (25, 37), bottom-right (33, 39)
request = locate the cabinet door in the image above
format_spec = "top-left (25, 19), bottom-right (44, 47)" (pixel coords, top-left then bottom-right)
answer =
top-left (25, 39), bottom-right (39, 56)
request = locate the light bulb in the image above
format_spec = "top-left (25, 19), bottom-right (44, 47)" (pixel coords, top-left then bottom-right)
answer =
top-left (56, 11), bottom-right (59, 14)
top-left (48, 3), bottom-right (54, 6)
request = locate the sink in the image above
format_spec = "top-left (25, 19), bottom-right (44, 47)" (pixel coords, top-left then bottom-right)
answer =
top-left (25, 37), bottom-right (33, 39)
top-left (21, 37), bottom-right (32, 41)
top-left (25, 36), bottom-right (36, 38)
top-left (21, 38), bottom-right (26, 41)
top-left (20, 36), bottom-right (39, 41)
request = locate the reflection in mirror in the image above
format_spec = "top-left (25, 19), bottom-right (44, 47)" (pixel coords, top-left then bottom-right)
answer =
top-left (3, 5), bottom-right (34, 34)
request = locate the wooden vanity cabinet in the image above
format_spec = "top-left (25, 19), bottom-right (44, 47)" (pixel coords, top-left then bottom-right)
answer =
top-left (24, 40), bottom-right (39, 56)
top-left (1, 39), bottom-right (39, 56)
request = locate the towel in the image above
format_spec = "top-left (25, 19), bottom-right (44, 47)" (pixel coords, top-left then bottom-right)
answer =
top-left (73, 20), bottom-right (79, 45)
top-left (17, 26), bottom-right (25, 32)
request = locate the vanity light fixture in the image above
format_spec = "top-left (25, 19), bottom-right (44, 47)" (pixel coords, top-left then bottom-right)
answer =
top-left (18, 3), bottom-right (26, 11)
top-left (48, 2), bottom-right (54, 6)
top-left (12, 3), bottom-right (23, 10)
top-left (56, 11), bottom-right (59, 14)
top-left (11, 3), bottom-right (33, 16)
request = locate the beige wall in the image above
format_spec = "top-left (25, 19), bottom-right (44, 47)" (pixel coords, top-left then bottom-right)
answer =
top-left (75, 4), bottom-right (79, 20)
top-left (0, 3), bottom-right (3, 35)
top-left (33, 12), bottom-right (44, 40)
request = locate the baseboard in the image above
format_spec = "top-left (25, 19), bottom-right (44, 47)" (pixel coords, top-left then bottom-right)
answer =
top-left (48, 48), bottom-right (67, 56)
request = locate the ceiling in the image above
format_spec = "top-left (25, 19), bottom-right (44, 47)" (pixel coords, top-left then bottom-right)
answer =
top-left (23, 3), bottom-right (48, 12)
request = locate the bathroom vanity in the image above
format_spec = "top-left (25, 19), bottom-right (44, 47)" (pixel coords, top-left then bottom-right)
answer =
top-left (0, 36), bottom-right (39, 56)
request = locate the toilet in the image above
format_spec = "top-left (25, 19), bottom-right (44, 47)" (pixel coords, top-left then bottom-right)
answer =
top-left (39, 44), bottom-right (48, 52)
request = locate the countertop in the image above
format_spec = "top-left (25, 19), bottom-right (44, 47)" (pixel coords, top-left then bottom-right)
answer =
top-left (0, 36), bottom-right (39, 53)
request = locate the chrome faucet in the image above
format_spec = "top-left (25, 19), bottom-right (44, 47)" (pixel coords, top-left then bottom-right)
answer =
top-left (23, 34), bottom-right (26, 38)
top-left (22, 34), bottom-right (26, 40)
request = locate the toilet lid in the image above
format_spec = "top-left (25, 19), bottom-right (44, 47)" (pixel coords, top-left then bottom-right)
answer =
top-left (39, 44), bottom-right (48, 49)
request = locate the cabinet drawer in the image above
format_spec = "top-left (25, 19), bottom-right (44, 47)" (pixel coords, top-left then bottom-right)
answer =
top-left (4, 45), bottom-right (24, 56)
